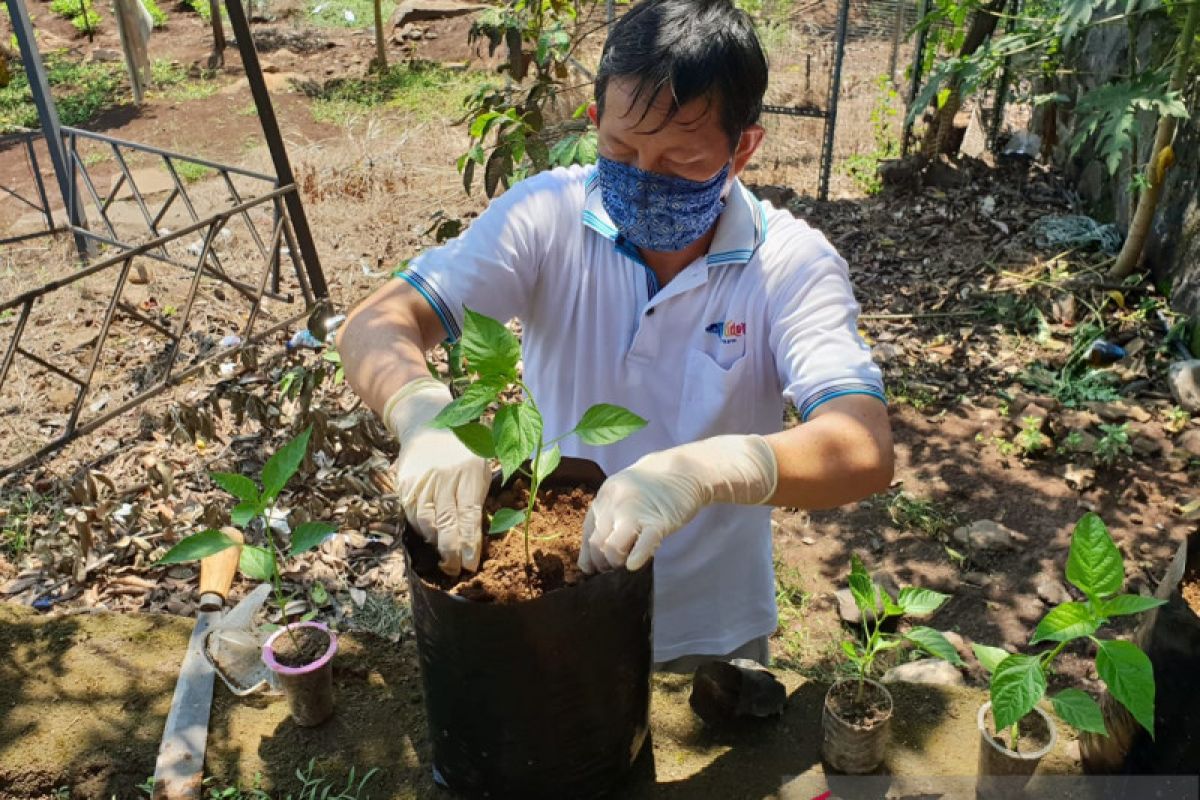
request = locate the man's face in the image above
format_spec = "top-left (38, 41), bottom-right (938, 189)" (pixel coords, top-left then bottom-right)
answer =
top-left (589, 77), bottom-right (763, 185)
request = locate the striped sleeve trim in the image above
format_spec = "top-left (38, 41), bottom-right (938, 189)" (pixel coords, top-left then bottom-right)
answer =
top-left (798, 382), bottom-right (887, 421)
top-left (396, 270), bottom-right (461, 342)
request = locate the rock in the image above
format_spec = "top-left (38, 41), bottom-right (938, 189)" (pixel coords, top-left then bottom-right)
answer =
top-left (1059, 409), bottom-right (1101, 430)
top-left (963, 571), bottom-right (991, 587)
top-left (1167, 361), bottom-right (1200, 413)
top-left (88, 48), bottom-right (122, 63)
top-left (883, 658), bottom-right (964, 687)
top-left (390, 0), bottom-right (489, 29)
top-left (1131, 435), bottom-right (1163, 458)
top-left (690, 658), bottom-right (786, 724)
top-left (879, 156), bottom-right (923, 194)
top-left (952, 519), bottom-right (1019, 551)
top-left (1036, 578), bottom-right (1071, 606)
top-left (923, 155), bottom-right (970, 189)
top-left (1062, 463), bottom-right (1095, 491)
top-left (1178, 429), bottom-right (1200, 458)
top-left (1012, 403), bottom-right (1052, 430)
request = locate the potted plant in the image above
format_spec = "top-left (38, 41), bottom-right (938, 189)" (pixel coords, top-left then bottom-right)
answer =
top-left (823, 554), bottom-right (962, 774)
top-left (156, 427), bottom-right (340, 727)
top-left (403, 307), bottom-right (651, 799)
top-left (973, 512), bottom-right (1162, 798)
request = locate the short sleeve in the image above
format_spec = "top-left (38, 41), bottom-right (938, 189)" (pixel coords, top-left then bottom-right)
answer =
top-left (397, 168), bottom-right (580, 341)
top-left (762, 213), bottom-right (885, 421)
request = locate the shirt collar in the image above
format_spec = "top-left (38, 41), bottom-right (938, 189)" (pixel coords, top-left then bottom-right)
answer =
top-left (582, 167), bottom-right (768, 267)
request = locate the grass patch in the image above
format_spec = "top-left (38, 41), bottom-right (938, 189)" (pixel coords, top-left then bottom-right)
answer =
top-left (150, 60), bottom-right (219, 102)
top-left (0, 490), bottom-right (45, 562)
top-left (50, 0), bottom-right (101, 34)
top-left (307, 0), bottom-right (396, 28)
top-left (173, 160), bottom-right (214, 183)
top-left (349, 591), bottom-right (411, 642)
top-left (307, 62), bottom-right (497, 125)
top-left (0, 52), bottom-right (124, 133)
top-left (887, 491), bottom-right (959, 541)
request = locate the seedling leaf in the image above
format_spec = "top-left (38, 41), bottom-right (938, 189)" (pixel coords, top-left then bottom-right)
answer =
top-left (533, 444), bottom-right (561, 485)
top-left (973, 643), bottom-right (1010, 673)
top-left (1100, 594), bottom-right (1166, 618)
top-left (1095, 639), bottom-right (1156, 738)
top-left (990, 654), bottom-right (1047, 731)
top-left (156, 529), bottom-right (237, 565)
top-left (452, 422), bottom-right (497, 458)
top-left (493, 403), bottom-right (543, 482)
top-left (430, 379), bottom-right (505, 428)
top-left (239, 545), bottom-right (274, 581)
top-left (1066, 512), bottom-right (1123, 599)
top-left (461, 307), bottom-right (520, 377)
top-left (210, 472), bottom-right (259, 505)
top-left (573, 403), bottom-right (648, 445)
top-left (231, 502), bottom-right (259, 528)
top-left (904, 626), bottom-right (963, 665)
top-left (291, 521), bottom-right (337, 556)
top-left (897, 587), bottom-right (950, 616)
top-left (1031, 602), bottom-right (1100, 644)
top-left (1052, 688), bottom-right (1107, 735)
top-left (489, 507), bottom-right (528, 534)
top-left (262, 427), bottom-right (312, 502)
top-left (847, 554), bottom-right (877, 618)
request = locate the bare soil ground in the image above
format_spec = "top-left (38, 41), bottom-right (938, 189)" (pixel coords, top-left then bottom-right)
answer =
top-left (1, 3), bottom-right (1198, 797)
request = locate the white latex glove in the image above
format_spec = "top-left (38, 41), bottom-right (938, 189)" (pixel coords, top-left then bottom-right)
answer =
top-left (384, 376), bottom-right (490, 576)
top-left (579, 435), bottom-right (778, 573)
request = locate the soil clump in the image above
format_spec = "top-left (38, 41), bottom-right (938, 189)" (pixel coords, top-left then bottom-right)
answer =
top-left (272, 625), bottom-right (330, 667)
top-left (826, 678), bottom-right (891, 728)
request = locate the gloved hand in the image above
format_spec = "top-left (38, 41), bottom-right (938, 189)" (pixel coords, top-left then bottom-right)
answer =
top-left (383, 376), bottom-right (490, 576)
top-left (579, 435), bottom-right (778, 573)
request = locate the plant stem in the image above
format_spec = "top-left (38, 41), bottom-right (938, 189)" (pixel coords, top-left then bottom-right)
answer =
top-left (263, 503), bottom-right (301, 653)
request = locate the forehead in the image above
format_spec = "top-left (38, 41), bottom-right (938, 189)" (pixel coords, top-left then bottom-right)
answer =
top-left (601, 76), bottom-right (723, 140)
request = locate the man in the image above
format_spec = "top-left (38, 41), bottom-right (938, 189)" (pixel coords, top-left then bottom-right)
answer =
top-left (338, 0), bottom-right (893, 672)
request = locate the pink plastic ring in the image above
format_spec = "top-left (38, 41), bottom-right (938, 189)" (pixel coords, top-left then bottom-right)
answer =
top-left (261, 620), bottom-right (338, 675)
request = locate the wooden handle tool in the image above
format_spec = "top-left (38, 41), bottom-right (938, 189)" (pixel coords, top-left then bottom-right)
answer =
top-left (198, 527), bottom-right (242, 611)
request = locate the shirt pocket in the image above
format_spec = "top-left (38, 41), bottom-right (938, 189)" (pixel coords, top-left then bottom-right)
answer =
top-left (674, 347), bottom-right (754, 443)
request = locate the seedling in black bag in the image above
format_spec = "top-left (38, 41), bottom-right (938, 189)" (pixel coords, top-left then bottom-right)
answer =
top-left (428, 307), bottom-right (647, 568)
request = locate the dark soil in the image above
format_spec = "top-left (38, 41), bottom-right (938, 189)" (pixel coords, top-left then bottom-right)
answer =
top-left (986, 706), bottom-right (1054, 756)
top-left (1182, 566), bottom-right (1200, 617)
top-left (272, 625), bottom-right (330, 668)
top-left (826, 679), bottom-right (892, 729)
top-left (409, 481), bottom-right (593, 603)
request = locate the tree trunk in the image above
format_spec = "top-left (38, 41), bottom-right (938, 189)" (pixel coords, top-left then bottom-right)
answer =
top-left (1109, 0), bottom-right (1200, 280)
top-left (372, 0), bottom-right (387, 72)
top-left (921, 0), bottom-right (1008, 156)
top-left (207, 0), bottom-right (227, 70)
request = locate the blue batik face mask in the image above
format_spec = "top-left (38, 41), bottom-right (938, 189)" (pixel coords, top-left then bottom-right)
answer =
top-left (596, 156), bottom-right (731, 252)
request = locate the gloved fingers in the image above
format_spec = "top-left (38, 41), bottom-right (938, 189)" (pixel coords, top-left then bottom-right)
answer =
top-left (434, 477), bottom-right (463, 576)
top-left (626, 524), bottom-right (666, 572)
top-left (458, 502), bottom-right (483, 573)
top-left (600, 515), bottom-right (641, 571)
top-left (585, 501), bottom-right (616, 572)
top-left (410, 496), bottom-right (439, 547)
top-left (578, 506), bottom-right (597, 574)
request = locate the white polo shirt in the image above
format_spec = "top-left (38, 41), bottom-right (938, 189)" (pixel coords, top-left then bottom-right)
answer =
top-left (400, 164), bottom-right (884, 662)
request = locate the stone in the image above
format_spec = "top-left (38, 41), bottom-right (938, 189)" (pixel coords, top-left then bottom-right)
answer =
top-left (1012, 403), bottom-right (1052, 430)
top-left (883, 658), bottom-right (964, 687)
top-left (1178, 429), bottom-right (1200, 458)
top-left (1062, 463), bottom-right (1095, 491)
top-left (690, 658), bottom-right (786, 724)
top-left (1131, 435), bottom-right (1163, 458)
top-left (390, 0), bottom-right (489, 29)
top-left (109, 168), bottom-right (176, 199)
top-left (923, 155), bottom-right (970, 189)
top-left (952, 520), bottom-right (1019, 551)
top-left (88, 48), bottom-right (122, 63)
top-left (1168, 361), bottom-right (1200, 413)
top-left (871, 342), bottom-right (902, 364)
top-left (1035, 578), bottom-right (1071, 606)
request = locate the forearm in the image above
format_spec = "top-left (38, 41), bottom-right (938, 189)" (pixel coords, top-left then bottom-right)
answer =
top-left (763, 394), bottom-right (893, 510)
top-left (337, 280), bottom-right (445, 417)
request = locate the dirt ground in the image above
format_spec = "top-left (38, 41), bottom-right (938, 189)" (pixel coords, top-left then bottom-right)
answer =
top-left (0, 603), bottom-right (1082, 799)
top-left (2, 1), bottom-right (1199, 797)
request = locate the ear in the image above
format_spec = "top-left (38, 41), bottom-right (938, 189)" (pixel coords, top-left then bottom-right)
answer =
top-left (732, 124), bottom-right (765, 176)
top-left (587, 102), bottom-right (599, 126)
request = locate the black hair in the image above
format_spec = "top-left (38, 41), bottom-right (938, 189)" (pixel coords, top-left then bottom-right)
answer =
top-left (594, 0), bottom-right (768, 147)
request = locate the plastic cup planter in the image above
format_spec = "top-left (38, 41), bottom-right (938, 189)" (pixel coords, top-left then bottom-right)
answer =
top-left (821, 677), bottom-right (894, 774)
top-left (975, 701), bottom-right (1057, 799)
top-left (262, 621), bottom-right (338, 727)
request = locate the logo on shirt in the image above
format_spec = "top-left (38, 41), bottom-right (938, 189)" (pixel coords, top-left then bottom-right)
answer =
top-left (705, 320), bottom-right (746, 344)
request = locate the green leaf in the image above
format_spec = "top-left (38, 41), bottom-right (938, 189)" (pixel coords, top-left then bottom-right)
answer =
top-left (1031, 602), bottom-right (1101, 644)
top-left (847, 554), bottom-right (878, 620)
top-left (210, 472), bottom-right (259, 505)
top-left (573, 403), bottom-right (647, 446)
top-left (493, 403), bottom-right (543, 482)
top-left (1100, 594), bottom-right (1166, 619)
top-left (452, 422), bottom-right (496, 458)
top-left (1095, 639), bottom-right (1156, 738)
top-left (430, 379), bottom-right (505, 428)
top-left (904, 626), bottom-right (963, 665)
top-left (156, 529), bottom-right (237, 565)
top-left (574, 130), bottom-right (598, 164)
top-left (231, 502), bottom-right (259, 528)
top-left (896, 587), bottom-right (950, 616)
top-left (990, 654), bottom-right (1047, 732)
top-left (309, 581), bottom-right (330, 607)
top-left (1051, 689), bottom-right (1107, 735)
top-left (1066, 512), bottom-right (1124, 600)
top-left (841, 639), bottom-right (859, 660)
top-left (548, 133), bottom-right (580, 167)
top-left (460, 307), bottom-right (520, 378)
top-left (973, 643), bottom-right (1010, 674)
top-left (261, 427), bottom-right (312, 502)
top-left (1068, 72), bottom-right (1189, 175)
top-left (533, 444), bottom-right (561, 485)
top-left (290, 521), bottom-right (337, 556)
top-left (239, 545), bottom-right (274, 581)
top-left (489, 507), bottom-right (527, 534)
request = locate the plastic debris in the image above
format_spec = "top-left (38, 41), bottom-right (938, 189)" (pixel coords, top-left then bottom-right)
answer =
top-left (689, 658), bottom-right (787, 724)
top-left (219, 334), bottom-right (242, 348)
top-left (1002, 131), bottom-right (1041, 159)
top-left (218, 361), bottom-right (238, 377)
top-left (1087, 339), bottom-right (1127, 366)
top-left (343, 9), bottom-right (355, 22)
top-left (287, 329), bottom-right (323, 350)
top-left (1031, 214), bottom-right (1122, 254)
